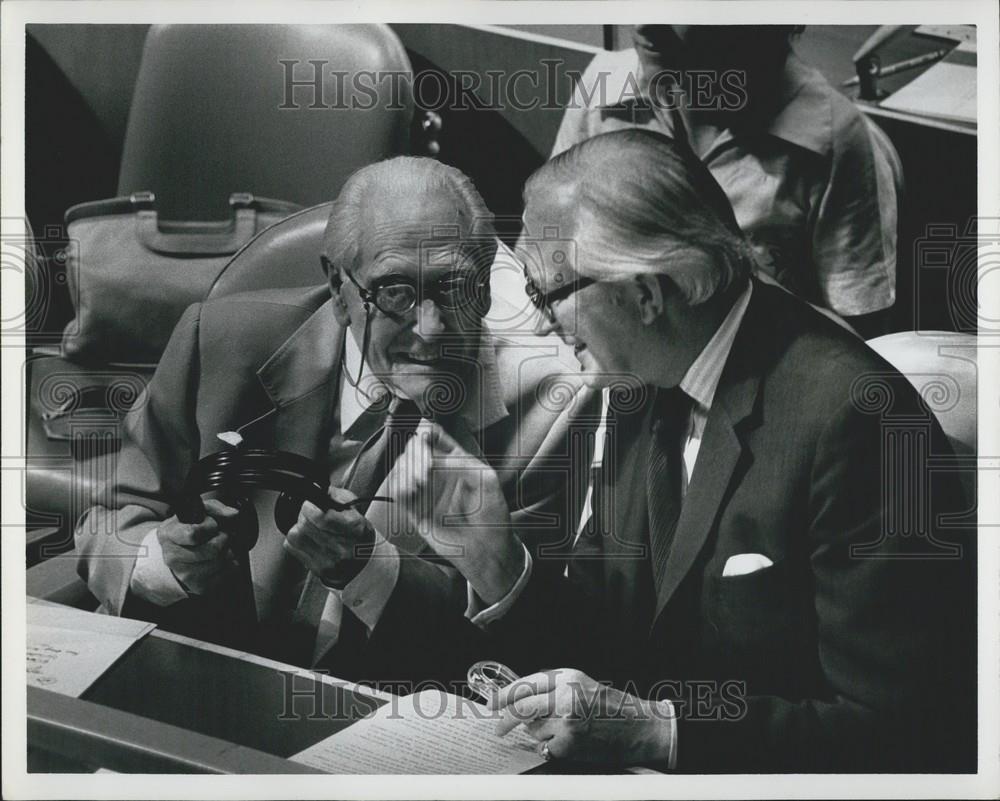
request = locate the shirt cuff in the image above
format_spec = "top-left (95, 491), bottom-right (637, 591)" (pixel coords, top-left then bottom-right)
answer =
top-left (338, 531), bottom-right (400, 632)
top-left (655, 699), bottom-right (678, 770)
top-left (466, 543), bottom-right (532, 628)
top-left (128, 527), bottom-right (190, 606)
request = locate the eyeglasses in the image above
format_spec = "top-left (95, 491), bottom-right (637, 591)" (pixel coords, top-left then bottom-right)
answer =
top-left (322, 256), bottom-right (491, 317)
top-left (523, 262), bottom-right (595, 323)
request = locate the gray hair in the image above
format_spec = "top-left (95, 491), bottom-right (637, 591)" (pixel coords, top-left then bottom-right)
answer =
top-left (525, 129), bottom-right (753, 304)
top-left (323, 156), bottom-right (497, 283)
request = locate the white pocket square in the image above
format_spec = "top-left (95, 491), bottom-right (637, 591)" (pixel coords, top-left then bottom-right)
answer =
top-left (722, 553), bottom-right (774, 577)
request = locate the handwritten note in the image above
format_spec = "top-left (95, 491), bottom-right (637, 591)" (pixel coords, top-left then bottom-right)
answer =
top-left (27, 602), bottom-right (155, 697)
top-left (290, 690), bottom-right (545, 774)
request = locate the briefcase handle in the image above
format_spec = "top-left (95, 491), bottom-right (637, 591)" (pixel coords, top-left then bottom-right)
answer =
top-left (64, 192), bottom-right (300, 257)
top-left (132, 192), bottom-right (300, 257)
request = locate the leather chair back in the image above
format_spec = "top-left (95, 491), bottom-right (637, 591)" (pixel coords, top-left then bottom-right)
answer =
top-left (867, 331), bottom-right (976, 502)
top-left (866, 331), bottom-right (976, 454)
top-left (208, 204), bottom-right (332, 299)
top-left (206, 202), bottom-right (536, 334)
top-left (118, 25), bottom-right (413, 220)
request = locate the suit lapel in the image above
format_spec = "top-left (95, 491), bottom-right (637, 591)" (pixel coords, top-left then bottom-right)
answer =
top-left (226, 300), bottom-right (344, 623)
top-left (651, 405), bottom-right (743, 623)
top-left (651, 282), bottom-right (776, 627)
top-left (243, 299), bottom-right (344, 461)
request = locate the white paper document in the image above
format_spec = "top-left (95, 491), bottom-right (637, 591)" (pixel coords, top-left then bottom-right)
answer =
top-left (27, 602), bottom-right (155, 697)
top-left (290, 690), bottom-right (546, 774)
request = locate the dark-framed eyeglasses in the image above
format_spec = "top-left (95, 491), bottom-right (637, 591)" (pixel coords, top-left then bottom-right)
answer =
top-left (523, 262), bottom-right (595, 323)
top-left (321, 256), bottom-right (491, 318)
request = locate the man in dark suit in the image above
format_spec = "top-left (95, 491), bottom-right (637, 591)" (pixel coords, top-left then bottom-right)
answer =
top-left (394, 130), bottom-right (976, 772)
top-left (74, 156), bottom-right (587, 680)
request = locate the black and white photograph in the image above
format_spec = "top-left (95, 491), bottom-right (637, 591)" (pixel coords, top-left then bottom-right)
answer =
top-left (2, 1), bottom-right (997, 798)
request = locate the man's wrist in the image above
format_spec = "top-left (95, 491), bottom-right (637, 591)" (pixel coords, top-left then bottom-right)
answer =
top-left (467, 543), bottom-right (532, 626)
top-left (467, 531), bottom-right (525, 605)
top-left (338, 534), bottom-right (400, 632)
top-left (637, 699), bottom-right (677, 768)
top-left (129, 527), bottom-right (190, 606)
top-left (319, 522), bottom-right (377, 590)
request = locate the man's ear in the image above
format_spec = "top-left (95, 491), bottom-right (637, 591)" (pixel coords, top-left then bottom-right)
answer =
top-left (634, 273), bottom-right (665, 326)
top-left (329, 274), bottom-right (351, 326)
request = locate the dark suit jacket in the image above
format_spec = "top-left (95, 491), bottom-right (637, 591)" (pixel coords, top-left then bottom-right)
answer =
top-left (386, 280), bottom-right (976, 772)
top-left (75, 285), bottom-right (590, 678)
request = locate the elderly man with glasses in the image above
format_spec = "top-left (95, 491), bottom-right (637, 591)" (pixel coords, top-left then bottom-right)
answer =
top-left (74, 156), bottom-right (589, 683)
top-left (391, 131), bottom-right (974, 773)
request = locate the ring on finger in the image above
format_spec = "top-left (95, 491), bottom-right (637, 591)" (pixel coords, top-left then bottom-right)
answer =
top-left (540, 740), bottom-right (553, 761)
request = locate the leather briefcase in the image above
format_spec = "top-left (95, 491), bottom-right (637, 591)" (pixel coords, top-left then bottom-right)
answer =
top-left (61, 191), bottom-right (301, 365)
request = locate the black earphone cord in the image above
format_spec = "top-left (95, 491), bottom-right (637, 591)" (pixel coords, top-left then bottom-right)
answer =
top-left (341, 302), bottom-right (375, 390)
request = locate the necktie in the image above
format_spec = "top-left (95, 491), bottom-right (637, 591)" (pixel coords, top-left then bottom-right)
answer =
top-left (344, 396), bottom-right (422, 509)
top-left (645, 387), bottom-right (692, 597)
top-left (296, 395), bottom-right (422, 669)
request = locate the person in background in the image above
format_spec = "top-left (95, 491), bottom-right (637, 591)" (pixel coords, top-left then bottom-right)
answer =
top-left (552, 25), bottom-right (899, 339)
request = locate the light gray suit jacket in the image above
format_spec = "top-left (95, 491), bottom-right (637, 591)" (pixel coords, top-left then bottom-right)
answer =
top-left (75, 284), bottom-right (593, 675)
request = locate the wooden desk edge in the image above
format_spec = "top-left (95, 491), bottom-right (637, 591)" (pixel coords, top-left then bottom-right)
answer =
top-left (858, 100), bottom-right (977, 135)
top-left (27, 686), bottom-right (323, 774)
top-left (150, 629), bottom-right (394, 702)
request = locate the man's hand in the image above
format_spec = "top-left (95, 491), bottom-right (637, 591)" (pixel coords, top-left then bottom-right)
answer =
top-left (395, 420), bottom-right (525, 604)
top-left (284, 487), bottom-right (375, 585)
top-left (157, 499), bottom-right (240, 595)
top-left (492, 669), bottom-right (674, 765)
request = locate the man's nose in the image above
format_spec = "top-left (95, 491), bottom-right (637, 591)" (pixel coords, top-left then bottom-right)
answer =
top-left (414, 299), bottom-right (446, 338)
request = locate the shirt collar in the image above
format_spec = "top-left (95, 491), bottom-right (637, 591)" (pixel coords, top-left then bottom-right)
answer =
top-left (762, 52), bottom-right (833, 157)
top-left (338, 325), bottom-right (507, 435)
top-left (679, 280), bottom-right (753, 412)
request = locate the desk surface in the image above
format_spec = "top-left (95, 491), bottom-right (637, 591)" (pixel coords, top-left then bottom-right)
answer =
top-left (81, 630), bottom-right (385, 759)
top-left (26, 602), bottom-right (643, 774)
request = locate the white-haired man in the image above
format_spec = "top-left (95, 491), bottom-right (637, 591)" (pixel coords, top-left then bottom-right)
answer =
top-left (396, 130), bottom-right (974, 772)
top-left (75, 157), bottom-right (587, 683)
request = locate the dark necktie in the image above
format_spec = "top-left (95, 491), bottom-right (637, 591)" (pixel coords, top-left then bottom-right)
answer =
top-left (646, 387), bottom-right (692, 597)
top-left (570, 387), bottom-right (661, 685)
top-left (343, 395), bottom-right (422, 510)
top-left (305, 395), bottom-right (422, 673)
